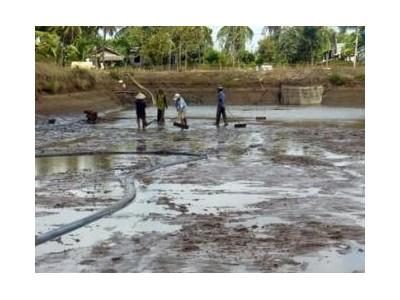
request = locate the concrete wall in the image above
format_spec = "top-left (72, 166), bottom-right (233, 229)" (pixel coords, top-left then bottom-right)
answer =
top-left (281, 85), bottom-right (324, 105)
top-left (116, 85), bottom-right (363, 106)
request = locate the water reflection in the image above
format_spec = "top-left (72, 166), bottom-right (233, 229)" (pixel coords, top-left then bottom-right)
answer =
top-left (36, 155), bottom-right (113, 177)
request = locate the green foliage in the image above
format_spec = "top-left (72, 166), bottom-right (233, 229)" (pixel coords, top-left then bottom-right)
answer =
top-left (141, 30), bottom-right (173, 65)
top-left (218, 51), bottom-right (232, 67)
top-left (336, 27), bottom-right (365, 64)
top-left (35, 26), bottom-right (365, 69)
top-left (205, 49), bottom-right (220, 64)
top-left (257, 26), bottom-right (339, 65)
top-left (74, 34), bottom-right (102, 60)
top-left (256, 37), bottom-right (278, 64)
top-left (217, 27), bottom-right (254, 66)
top-left (328, 73), bottom-right (347, 86)
top-left (238, 50), bottom-right (255, 64)
top-left (35, 31), bottom-right (60, 61)
top-left (277, 27), bottom-right (302, 64)
top-left (64, 45), bottom-right (80, 62)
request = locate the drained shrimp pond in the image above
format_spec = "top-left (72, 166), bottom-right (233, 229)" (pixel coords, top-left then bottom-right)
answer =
top-left (35, 105), bottom-right (365, 272)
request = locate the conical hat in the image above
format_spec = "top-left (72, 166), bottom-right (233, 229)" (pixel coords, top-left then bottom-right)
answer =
top-left (135, 92), bottom-right (146, 100)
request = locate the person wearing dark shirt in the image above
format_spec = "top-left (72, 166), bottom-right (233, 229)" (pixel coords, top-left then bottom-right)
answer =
top-left (216, 85), bottom-right (228, 127)
top-left (135, 92), bottom-right (147, 129)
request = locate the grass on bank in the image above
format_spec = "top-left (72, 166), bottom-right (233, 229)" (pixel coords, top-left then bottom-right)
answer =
top-left (36, 62), bottom-right (365, 96)
top-left (36, 62), bottom-right (109, 94)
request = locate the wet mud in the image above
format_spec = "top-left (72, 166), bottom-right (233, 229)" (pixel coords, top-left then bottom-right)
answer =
top-left (35, 105), bottom-right (364, 272)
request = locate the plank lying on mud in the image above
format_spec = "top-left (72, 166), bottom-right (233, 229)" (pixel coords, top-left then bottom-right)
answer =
top-left (173, 122), bottom-right (189, 129)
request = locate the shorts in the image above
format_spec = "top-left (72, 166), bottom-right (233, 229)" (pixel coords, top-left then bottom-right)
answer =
top-left (178, 111), bottom-right (186, 119)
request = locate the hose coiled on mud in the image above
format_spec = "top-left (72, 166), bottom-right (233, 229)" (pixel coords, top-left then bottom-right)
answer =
top-left (35, 150), bottom-right (208, 246)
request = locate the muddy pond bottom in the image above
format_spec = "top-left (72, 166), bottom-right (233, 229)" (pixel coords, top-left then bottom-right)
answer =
top-left (35, 105), bottom-right (365, 272)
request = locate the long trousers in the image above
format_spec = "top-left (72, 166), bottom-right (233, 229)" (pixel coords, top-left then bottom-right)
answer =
top-left (216, 106), bottom-right (227, 126)
top-left (157, 109), bottom-right (165, 124)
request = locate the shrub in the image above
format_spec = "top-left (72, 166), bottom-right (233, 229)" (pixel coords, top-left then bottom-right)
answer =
top-left (328, 73), bottom-right (347, 86)
top-left (36, 62), bottom-right (99, 94)
top-left (109, 69), bottom-right (122, 80)
top-left (355, 73), bottom-right (365, 82)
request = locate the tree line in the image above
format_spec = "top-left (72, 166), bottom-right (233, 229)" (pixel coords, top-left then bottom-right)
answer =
top-left (257, 26), bottom-right (365, 68)
top-left (35, 26), bottom-right (364, 69)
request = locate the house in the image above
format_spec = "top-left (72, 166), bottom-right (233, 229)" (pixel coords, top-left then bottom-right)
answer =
top-left (128, 47), bottom-right (142, 66)
top-left (91, 47), bottom-right (124, 68)
top-left (358, 46), bottom-right (365, 62)
top-left (322, 42), bottom-right (345, 63)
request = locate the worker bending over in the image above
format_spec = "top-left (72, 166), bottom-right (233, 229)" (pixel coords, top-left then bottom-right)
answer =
top-left (173, 93), bottom-right (188, 127)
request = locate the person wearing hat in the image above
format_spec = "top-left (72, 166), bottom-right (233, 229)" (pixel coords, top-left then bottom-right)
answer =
top-left (155, 88), bottom-right (168, 125)
top-left (173, 93), bottom-right (188, 127)
top-left (135, 92), bottom-right (147, 129)
top-left (216, 85), bottom-right (228, 127)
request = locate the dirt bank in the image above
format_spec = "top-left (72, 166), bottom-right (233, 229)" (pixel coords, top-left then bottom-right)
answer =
top-left (36, 84), bottom-right (364, 116)
top-left (35, 64), bottom-right (365, 115)
top-left (35, 89), bottom-right (121, 115)
top-left (322, 86), bottom-right (365, 106)
top-left (130, 85), bottom-right (364, 106)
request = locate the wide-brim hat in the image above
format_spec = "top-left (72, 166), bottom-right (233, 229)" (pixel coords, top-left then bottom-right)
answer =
top-left (135, 92), bottom-right (146, 100)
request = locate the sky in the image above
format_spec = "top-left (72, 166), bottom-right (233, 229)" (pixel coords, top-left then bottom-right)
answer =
top-left (211, 26), bottom-right (264, 52)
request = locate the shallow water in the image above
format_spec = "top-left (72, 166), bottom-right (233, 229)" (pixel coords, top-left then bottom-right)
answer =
top-left (286, 241), bottom-right (365, 273)
top-left (114, 105), bottom-right (365, 121)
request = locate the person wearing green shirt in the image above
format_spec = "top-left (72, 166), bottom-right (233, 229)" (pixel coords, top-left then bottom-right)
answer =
top-left (155, 89), bottom-right (168, 125)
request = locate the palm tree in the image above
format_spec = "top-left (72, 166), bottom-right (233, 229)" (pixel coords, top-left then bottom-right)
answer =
top-left (51, 26), bottom-right (82, 66)
top-left (262, 26), bottom-right (282, 38)
top-left (198, 27), bottom-right (213, 64)
top-left (99, 26), bottom-right (117, 67)
top-left (217, 26), bottom-right (254, 67)
top-left (81, 26), bottom-right (100, 38)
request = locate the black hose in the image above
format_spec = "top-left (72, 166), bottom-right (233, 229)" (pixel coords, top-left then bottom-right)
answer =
top-left (35, 150), bottom-right (205, 158)
top-left (35, 150), bottom-right (207, 246)
top-left (35, 176), bottom-right (136, 246)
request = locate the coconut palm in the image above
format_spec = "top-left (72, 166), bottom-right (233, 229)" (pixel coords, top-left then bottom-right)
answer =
top-left (217, 26), bottom-right (254, 67)
top-left (262, 26), bottom-right (282, 38)
top-left (99, 26), bottom-right (117, 66)
top-left (50, 26), bottom-right (82, 65)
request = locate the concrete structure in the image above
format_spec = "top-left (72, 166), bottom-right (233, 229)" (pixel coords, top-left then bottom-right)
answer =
top-left (280, 85), bottom-right (323, 105)
top-left (71, 59), bottom-right (95, 70)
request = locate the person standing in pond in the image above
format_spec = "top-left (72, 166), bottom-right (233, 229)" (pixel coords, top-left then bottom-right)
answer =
top-left (135, 92), bottom-right (147, 129)
top-left (173, 93), bottom-right (188, 127)
top-left (155, 89), bottom-right (168, 125)
top-left (216, 85), bottom-right (228, 127)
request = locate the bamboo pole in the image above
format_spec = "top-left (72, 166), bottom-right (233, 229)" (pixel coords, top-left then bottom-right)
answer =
top-left (125, 73), bottom-right (155, 105)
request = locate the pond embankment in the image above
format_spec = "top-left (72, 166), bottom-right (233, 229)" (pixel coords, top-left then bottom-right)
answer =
top-left (35, 63), bottom-right (365, 115)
